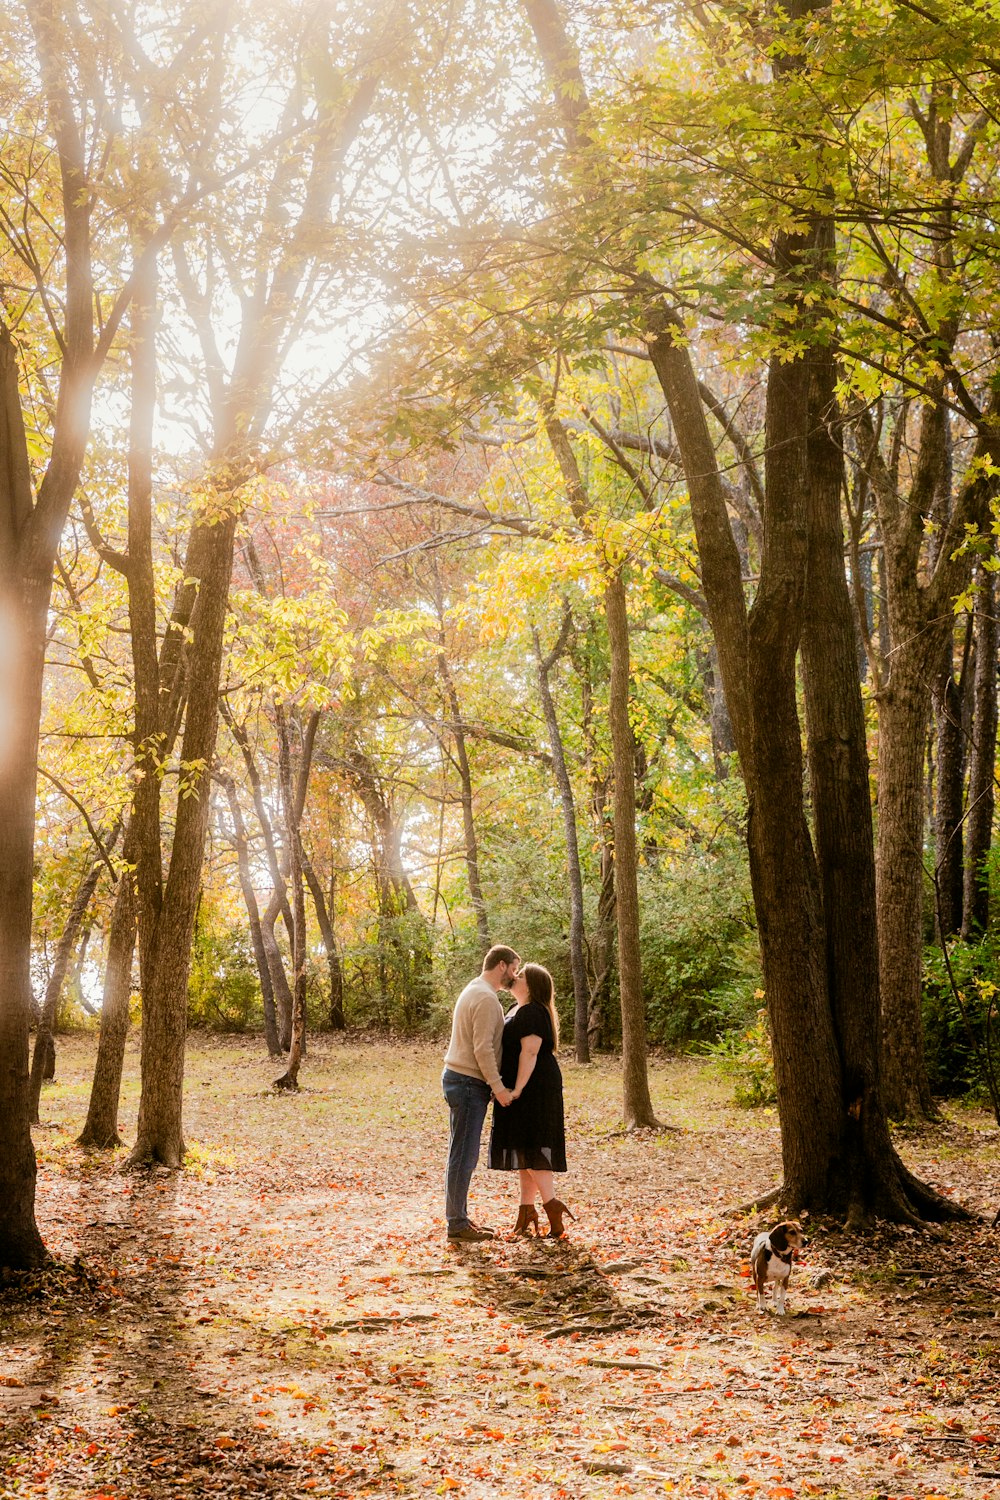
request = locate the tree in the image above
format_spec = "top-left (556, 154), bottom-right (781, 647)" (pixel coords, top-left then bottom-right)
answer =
top-left (516, 0), bottom-right (980, 1216)
top-left (0, 0), bottom-right (207, 1265)
top-left (123, 1), bottom-right (404, 1161)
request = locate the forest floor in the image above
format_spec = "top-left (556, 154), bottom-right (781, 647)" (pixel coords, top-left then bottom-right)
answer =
top-left (2, 1037), bottom-right (999, 1500)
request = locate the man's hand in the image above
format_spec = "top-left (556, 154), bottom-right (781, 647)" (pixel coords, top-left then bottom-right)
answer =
top-left (494, 1087), bottom-right (515, 1107)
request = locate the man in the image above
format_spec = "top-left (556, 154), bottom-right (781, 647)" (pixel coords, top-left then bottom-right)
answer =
top-left (442, 945), bottom-right (519, 1242)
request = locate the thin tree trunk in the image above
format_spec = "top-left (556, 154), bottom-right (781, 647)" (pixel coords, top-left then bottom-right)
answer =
top-left (535, 617), bottom-right (590, 1062)
top-left (260, 894), bottom-right (294, 1051)
top-left (220, 705), bottom-right (297, 1048)
top-left (605, 571), bottom-right (658, 1128)
top-left (438, 649), bottom-right (490, 953)
top-left (932, 624), bottom-right (968, 939)
top-left (303, 852), bottom-right (345, 1030)
top-left (588, 827), bottom-right (616, 1051)
top-left (78, 872), bottom-right (136, 1149)
top-left (963, 567), bottom-right (997, 935)
top-left (275, 709), bottom-right (309, 1088)
top-left (221, 774), bottom-right (281, 1056)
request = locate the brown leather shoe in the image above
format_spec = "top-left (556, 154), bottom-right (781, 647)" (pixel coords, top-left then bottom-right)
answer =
top-left (448, 1224), bottom-right (495, 1242)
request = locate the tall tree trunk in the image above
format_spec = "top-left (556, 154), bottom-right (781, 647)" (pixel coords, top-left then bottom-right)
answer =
top-left (260, 894), bottom-right (294, 1051)
top-left (0, 19), bottom-right (102, 1256)
top-left (588, 825), bottom-right (616, 1051)
top-left (129, 513), bottom-right (238, 1166)
top-left (535, 618), bottom-right (590, 1062)
top-left (798, 301), bottom-right (908, 1225)
top-left (932, 625), bottom-right (968, 938)
top-left (275, 709), bottom-right (309, 1088)
top-left (127, 20), bottom-right (391, 1161)
top-left (605, 571), bottom-right (658, 1127)
top-left (0, 575), bottom-right (52, 1266)
top-left (78, 873), bottom-right (137, 1149)
top-left (876, 668), bottom-right (938, 1118)
top-left (743, 341), bottom-right (845, 1205)
top-left (221, 774), bottom-right (281, 1056)
top-left (302, 853), bottom-right (345, 1030)
top-left (438, 650), bottom-right (490, 953)
top-left (963, 567), bottom-right (997, 936)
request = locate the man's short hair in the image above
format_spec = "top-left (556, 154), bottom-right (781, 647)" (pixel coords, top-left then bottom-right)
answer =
top-left (483, 945), bottom-right (519, 973)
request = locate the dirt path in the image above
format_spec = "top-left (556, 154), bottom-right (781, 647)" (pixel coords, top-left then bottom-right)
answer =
top-left (2, 1036), bottom-right (999, 1498)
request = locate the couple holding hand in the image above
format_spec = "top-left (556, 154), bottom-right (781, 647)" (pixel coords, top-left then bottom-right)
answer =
top-left (441, 945), bottom-right (572, 1243)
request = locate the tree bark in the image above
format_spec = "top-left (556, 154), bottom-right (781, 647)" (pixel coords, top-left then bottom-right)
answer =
top-left (876, 670), bottom-right (938, 1118)
top-left (221, 773), bottom-right (281, 1055)
top-left (605, 571), bottom-right (659, 1127)
top-left (437, 649), bottom-right (490, 953)
top-left (77, 872), bottom-right (136, 1149)
top-left (932, 624), bottom-right (967, 939)
top-left (963, 567), bottom-right (996, 935)
top-left (535, 616), bottom-right (590, 1062)
top-left (275, 708), bottom-right (310, 1089)
top-left (128, 512), bottom-right (239, 1166)
top-left (302, 853), bottom-right (345, 1030)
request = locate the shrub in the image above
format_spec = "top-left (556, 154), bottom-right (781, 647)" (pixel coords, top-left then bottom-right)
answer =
top-left (922, 936), bottom-right (1000, 1100)
top-left (188, 911), bottom-right (262, 1031)
top-left (698, 1005), bottom-right (777, 1108)
top-left (639, 844), bottom-right (760, 1048)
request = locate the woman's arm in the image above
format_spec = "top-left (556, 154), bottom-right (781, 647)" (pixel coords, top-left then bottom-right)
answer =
top-left (511, 1034), bottom-right (542, 1099)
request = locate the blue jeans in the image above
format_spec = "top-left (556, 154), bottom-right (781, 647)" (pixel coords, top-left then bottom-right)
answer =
top-left (443, 1069), bottom-right (492, 1233)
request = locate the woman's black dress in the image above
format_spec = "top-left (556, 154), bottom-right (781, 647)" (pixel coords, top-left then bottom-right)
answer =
top-left (489, 1000), bottom-right (566, 1172)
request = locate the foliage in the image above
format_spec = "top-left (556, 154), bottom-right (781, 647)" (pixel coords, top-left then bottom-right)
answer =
top-left (187, 903), bottom-right (263, 1032)
top-left (698, 1007), bottom-right (778, 1110)
top-left (639, 842), bottom-right (759, 1049)
top-left (341, 908), bottom-right (434, 1032)
top-left (922, 937), bottom-right (1000, 1101)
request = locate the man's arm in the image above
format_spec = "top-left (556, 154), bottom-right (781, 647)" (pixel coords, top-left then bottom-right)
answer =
top-left (470, 993), bottom-right (511, 1102)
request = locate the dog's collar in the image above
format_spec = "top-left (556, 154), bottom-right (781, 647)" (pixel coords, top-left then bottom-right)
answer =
top-left (769, 1244), bottom-right (793, 1265)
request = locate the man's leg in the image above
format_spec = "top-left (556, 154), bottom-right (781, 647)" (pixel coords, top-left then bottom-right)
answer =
top-left (442, 1071), bottom-right (490, 1235)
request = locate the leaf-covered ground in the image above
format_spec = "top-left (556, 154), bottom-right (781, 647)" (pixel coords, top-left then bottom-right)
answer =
top-left (2, 1036), bottom-right (1000, 1500)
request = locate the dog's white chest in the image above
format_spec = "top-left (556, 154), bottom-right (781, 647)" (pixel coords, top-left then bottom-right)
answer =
top-left (751, 1232), bottom-right (792, 1281)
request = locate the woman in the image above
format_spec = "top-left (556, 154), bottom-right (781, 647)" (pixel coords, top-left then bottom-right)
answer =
top-left (489, 963), bottom-right (573, 1237)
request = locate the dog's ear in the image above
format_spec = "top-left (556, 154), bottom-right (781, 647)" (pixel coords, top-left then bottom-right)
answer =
top-left (769, 1222), bottom-right (790, 1251)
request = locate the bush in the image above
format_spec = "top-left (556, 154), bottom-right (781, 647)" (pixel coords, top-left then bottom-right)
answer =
top-left (188, 912), bottom-right (262, 1031)
top-left (698, 1005), bottom-right (776, 1107)
top-left (341, 907), bottom-right (435, 1031)
top-left (639, 844), bottom-right (760, 1048)
top-left (922, 935), bottom-right (1000, 1099)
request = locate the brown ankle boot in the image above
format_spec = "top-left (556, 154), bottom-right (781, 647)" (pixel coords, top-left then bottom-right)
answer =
top-left (541, 1198), bottom-right (576, 1238)
top-left (513, 1204), bottom-right (540, 1236)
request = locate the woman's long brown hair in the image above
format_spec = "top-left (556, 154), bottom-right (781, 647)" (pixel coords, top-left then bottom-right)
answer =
top-left (523, 963), bottom-right (559, 1052)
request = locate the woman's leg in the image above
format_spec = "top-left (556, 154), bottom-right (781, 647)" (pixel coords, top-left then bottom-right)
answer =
top-left (518, 1168), bottom-right (535, 1205)
top-left (529, 1168), bottom-right (554, 1204)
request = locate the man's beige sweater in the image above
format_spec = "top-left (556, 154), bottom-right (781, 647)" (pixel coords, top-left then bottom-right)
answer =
top-left (443, 976), bottom-right (505, 1095)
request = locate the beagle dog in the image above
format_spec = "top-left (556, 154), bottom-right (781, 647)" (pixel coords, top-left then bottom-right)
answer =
top-left (750, 1219), bottom-right (808, 1315)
